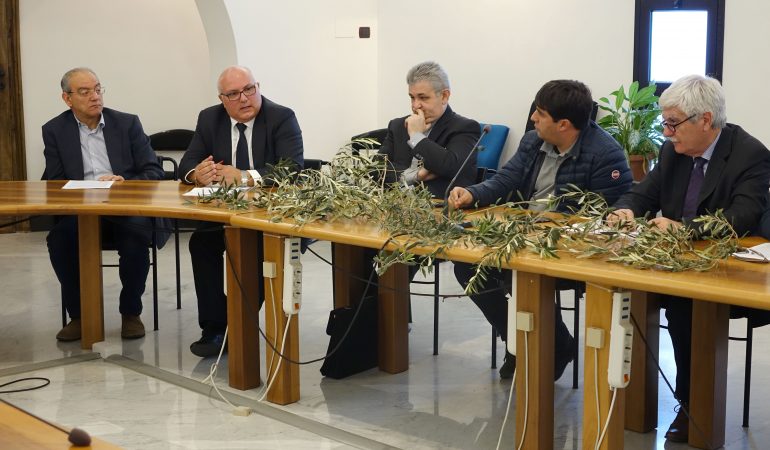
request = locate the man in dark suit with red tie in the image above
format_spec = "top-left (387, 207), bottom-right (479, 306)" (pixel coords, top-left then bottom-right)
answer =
top-left (609, 74), bottom-right (770, 443)
top-left (179, 65), bottom-right (304, 357)
top-left (44, 67), bottom-right (164, 342)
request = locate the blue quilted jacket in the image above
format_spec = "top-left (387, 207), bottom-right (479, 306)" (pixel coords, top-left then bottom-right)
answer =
top-left (467, 121), bottom-right (632, 211)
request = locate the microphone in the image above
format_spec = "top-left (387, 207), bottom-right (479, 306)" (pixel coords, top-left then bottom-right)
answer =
top-left (68, 427), bottom-right (92, 447)
top-left (442, 124), bottom-right (491, 216)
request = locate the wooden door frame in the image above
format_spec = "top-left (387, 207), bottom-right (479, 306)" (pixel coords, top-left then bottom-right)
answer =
top-left (0, 0), bottom-right (28, 232)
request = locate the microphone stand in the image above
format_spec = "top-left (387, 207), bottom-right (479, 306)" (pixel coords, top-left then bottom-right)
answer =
top-left (442, 125), bottom-right (491, 218)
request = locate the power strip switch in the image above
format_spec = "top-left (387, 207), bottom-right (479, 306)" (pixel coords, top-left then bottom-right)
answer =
top-left (282, 237), bottom-right (302, 315)
top-left (608, 291), bottom-right (633, 388)
top-left (506, 270), bottom-right (517, 356)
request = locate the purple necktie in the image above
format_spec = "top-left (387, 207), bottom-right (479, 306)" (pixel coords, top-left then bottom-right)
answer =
top-left (682, 157), bottom-right (706, 219)
top-left (235, 123), bottom-right (249, 170)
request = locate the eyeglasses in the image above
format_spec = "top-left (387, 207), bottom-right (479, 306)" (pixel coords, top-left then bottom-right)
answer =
top-left (67, 86), bottom-right (105, 97)
top-left (220, 84), bottom-right (257, 101)
top-left (661, 114), bottom-right (696, 133)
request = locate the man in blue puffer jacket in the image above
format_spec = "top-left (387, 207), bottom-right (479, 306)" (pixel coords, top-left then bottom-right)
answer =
top-left (449, 79), bottom-right (633, 380)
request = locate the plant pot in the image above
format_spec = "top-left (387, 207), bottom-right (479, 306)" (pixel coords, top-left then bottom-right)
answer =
top-left (629, 154), bottom-right (654, 182)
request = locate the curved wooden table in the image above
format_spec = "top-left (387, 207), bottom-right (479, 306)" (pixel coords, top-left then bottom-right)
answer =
top-left (3, 180), bottom-right (769, 449)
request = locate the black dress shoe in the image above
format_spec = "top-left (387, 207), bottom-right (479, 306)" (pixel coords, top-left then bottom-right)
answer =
top-left (665, 403), bottom-right (689, 443)
top-left (554, 333), bottom-right (576, 381)
top-left (499, 351), bottom-right (516, 379)
top-left (190, 333), bottom-right (227, 358)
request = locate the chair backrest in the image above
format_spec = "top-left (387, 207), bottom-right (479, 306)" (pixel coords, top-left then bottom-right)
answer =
top-left (350, 128), bottom-right (388, 154)
top-left (149, 129), bottom-right (191, 181)
top-left (476, 124), bottom-right (509, 170)
top-left (475, 167), bottom-right (497, 183)
top-left (149, 129), bottom-right (194, 151)
top-left (158, 156), bottom-right (179, 181)
top-left (524, 101), bottom-right (599, 133)
top-left (304, 159), bottom-right (329, 171)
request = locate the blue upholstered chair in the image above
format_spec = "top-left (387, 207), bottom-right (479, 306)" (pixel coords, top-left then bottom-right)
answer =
top-left (476, 124), bottom-right (509, 174)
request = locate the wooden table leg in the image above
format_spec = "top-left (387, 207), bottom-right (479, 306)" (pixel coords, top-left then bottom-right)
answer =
top-left (689, 300), bottom-right (728, 449)
top-left (224, 227), bottom-right (261, 391)
top-left (330, 244), bottom-right (408, 373)
top-left (78, 215), bottom-right (103, 349)
top-left (377, 262), bottom-right (409, 374)
top-left (515, 271), bottom-right (555, 450)
top-left (332, 243), bottom-right (368, 309)
top-left (261, 233), bottom-right (299, 404)
top-left (582, 284), bottom-right (626, 450)
top-left (625, 291), bottom-right (660, 433)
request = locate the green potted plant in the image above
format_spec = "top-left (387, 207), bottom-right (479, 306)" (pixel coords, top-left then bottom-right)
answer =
top-left (597, 82), bottom-right (664, 181)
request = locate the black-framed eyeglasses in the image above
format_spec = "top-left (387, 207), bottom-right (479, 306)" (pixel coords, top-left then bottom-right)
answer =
top-left (661, 114), bottom-right (696, 133)
top-left (220, 84), bottom-right (257, 101)
top-left (67, 86), bottom-right (105, 97)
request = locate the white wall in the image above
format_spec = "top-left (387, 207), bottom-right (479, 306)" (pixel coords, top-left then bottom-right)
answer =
top-left (722, 2), bottom-right (770, 146)
top-left (19, 1), bottom-right (770, 177)
top-left (377, 0), bottom-right (635, 166)
top-left (20, 0), bottom-right (212, 179)
top-left (224, 0), bottom-right (379, 162)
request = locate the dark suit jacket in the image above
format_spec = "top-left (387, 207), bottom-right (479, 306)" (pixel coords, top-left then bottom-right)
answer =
top-left (42, 107), bottom-right (168, 247)
top-left (614, 123), bottom-right (770, 237)
top-left (179, 97), bottom-right (304, 181)
top-left (377, 105), bottom-right (480, 197)
top-left (42, 108), bottom-right (163, 181)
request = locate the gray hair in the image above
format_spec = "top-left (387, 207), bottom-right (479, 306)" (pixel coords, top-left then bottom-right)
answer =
top-left (659, 74), bottom-right (726, 129)
top-left (60, 67), bottom-right (98, 92)
top-left (217, 65), bottom-right (255, 93)
top-left (406, 61), bottom-right (450, 93)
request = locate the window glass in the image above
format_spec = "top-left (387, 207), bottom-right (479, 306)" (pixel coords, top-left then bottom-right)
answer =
top-left (650, 10), bottom-right (709, 83)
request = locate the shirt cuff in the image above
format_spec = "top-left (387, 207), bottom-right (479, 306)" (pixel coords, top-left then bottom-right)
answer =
top-left (402, 167), bottom-right (420, 185)
top-left (183, 168), bottom-right (196, 184)
top-left (407, 132), bottom-right (427, 149)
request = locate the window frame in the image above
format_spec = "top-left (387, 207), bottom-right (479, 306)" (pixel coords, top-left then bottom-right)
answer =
top-left (633, 0), bottom-right (725, 95)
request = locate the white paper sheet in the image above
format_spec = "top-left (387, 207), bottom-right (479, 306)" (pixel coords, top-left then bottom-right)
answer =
top-left (62, 180), bottom-right (114, 189)
top-left (732, 242), bottom-right (770, 263)
top-left (182, 186), bottom-right (251, 197)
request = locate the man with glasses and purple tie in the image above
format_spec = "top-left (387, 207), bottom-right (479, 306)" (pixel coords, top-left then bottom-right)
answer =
top-left (608, 74), bottom-right (770, 443)
top-left (180, 65), bottom-right (304, 357)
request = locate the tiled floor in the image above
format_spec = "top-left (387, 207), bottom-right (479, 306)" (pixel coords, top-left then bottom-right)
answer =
top-left (0, 230), bottom-right (768, 449)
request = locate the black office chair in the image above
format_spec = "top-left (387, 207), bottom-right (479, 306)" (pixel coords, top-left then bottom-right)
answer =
top-left (150, 130), bottom-right (194, 310)
top-left (660, 317), bottom-right (757, 427)
top-left (59, 220), bottom-right (163, 331)
top-left (351, 128), bottom-right (387, 154)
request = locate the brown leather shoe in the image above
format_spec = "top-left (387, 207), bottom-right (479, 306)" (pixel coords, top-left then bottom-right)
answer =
top-left (665, 403), bottom-right (689, 443)
top-left (56, 319), bottom-right (82, 341)
top-left (121, 315), bottom-right (145, 339)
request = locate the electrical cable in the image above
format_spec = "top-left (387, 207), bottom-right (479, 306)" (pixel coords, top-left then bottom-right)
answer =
top-left (303, 244), bottom-right (508, 300)
top-left (222, 233), bottom-right (403, 366)
top-left (629, 312), bottom-right (717, 450)
top-left (201, 326), bottom-right (236, 409)
top-left (0, 377), bottom-right (51, 394)
top-left (516, 331), bottom-right (529, 450)
top-left (495, 368), bottom-right (516, 450)
top-left (595, 387), bottom-right (618, 450)
top-left (0, 216), bottom-right (32, 230)
top-left (259, 303), bottom-right (293, 403)
top-left (593, 347), bottom-right (601, 445)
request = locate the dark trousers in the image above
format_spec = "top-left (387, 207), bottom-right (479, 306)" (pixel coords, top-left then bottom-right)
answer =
top-left (47, 215), bottom-right (151, 319)
top-left (189, 224), bottom-right (228, 335)
top-left (664, 296), bottom-right (770, 402)
top-left (453, 262), bottom-right (572, 346)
